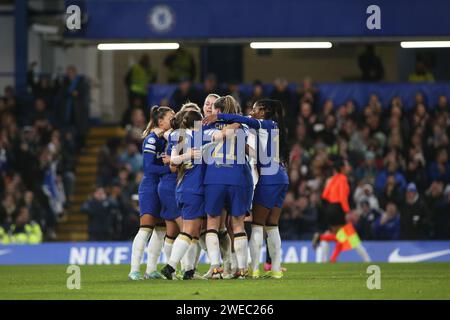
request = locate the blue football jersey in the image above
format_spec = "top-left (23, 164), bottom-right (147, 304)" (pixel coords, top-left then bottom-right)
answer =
top-left (203, 122), bottom-right (253, 186)
top-left (159, 130), bottom-right (178, 189)
top-left (175, 129), bottom-right (207, 195)
top-left (139, 132), bottom-right (170, 190)
top-left (217, 113), bottom-right (289, 185)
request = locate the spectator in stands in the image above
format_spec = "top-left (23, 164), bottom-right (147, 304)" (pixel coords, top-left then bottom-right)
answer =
top-left (122, 96), bottom-right (148, 127)
top-left (81, 186), bottom-right (117, 241)
top-left (354, 200), bottom-right (381, 240)
top-left (58, 131), bottom-right (77, 201)
top-left (434, 185), bottom-right (450, 239)
top-left (428, 148), bottom-right (450, 184)
top-left (108, 180), bottom-right (129, 240)
top-left (280, 192), bottom-right (301, 240)
top-left (296, 194), bottom-right (319, 239)
top-left (6, 206), bottom-right (43, 244)
top-left (164, 47), bottom-right (196, 83)
top-left (316, 99), bottom-right (335, 124)
top-left (124, 54), bottom-right (157, 108)
top-left (298, 101), bottom-right (317, 140)
top-left (354, 151), bottom-right (378, 185)
top-left (117, 168), bottom-right (138, 200)
top-left (21, 190), bottom-right (46, 231)
top-left (378, 174), bottom-right (404, 209)
top-left (28, 62), bottom-right (56, 108)
top-left (354, 183), bottom-right (379, 210)
top-left (170, 77), bottom-right (201, 111)
top-left (243, 80), bottom-right (265, 114)
top-left (119, 143), bottom-right (143, 175)
top-left (223, 81), bottom-right (244, 107)
top-left (388, 103), bottom-right (410, 139)
top-left (411, 103), bottom-right (429, 131)
top-left (433, 95), bottom-right (449, 116)
top-left (372, 202), bottom-right (400, 240)
top-left (0, 97), bottom-right (6, 115)
top-left (358, 45), bottom-right (384, 81)
top-left (0, 194), bottom-right (17, 228)
top-left (56, 65), bottom-right (90, 150)
top-left (124, 107), bottom-right (147, 146)
top-left (29, 98), bottom-right (53, 126)
top-left (317, 113), bottom-right (337, 146)
top-left (199, 73), bottom-right (222, 104)
top-left (270, 77), bottom-right (292, 117)
top-left (0, 128), bottom-right (9, 173)
top-left (400, 183), bottom-right (431, 239)
top-left (121, 194), bottom-right (140, 240)
top-left (296, 77), bottom-right (319, 111)
top-left (425, 181), bottom-right (444, 232)
top-left (349, 125), bottom-right (370, 156)
top-left (3, 86), bottom-right (25, 126)
top-left (405, 146), bottom-right (428, 192)
top-left (375, 161), bottom-right (407, 195)
top-left (409, 60), bottom-right (435, 83)
top-left (97, 137), bottom-right (122, 187)
top-left (428, 116), bottom-right (449, 154)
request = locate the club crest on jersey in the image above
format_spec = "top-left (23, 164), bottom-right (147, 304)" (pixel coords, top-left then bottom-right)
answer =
top-left (148, 137), bottom-right (156, 144)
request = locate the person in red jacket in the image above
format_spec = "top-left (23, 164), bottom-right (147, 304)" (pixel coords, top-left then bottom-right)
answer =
top-left (312, 157), bottom-right (371, 263)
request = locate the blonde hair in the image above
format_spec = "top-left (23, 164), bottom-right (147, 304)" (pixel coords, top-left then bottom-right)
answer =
top-left (176, 110), bottom-right (203, 184)
top-left (213, 95), bottom-right (239, 114)
top-left (180, 102), bottom-right (201, 113)
top-left (205, 93), bottom-right (220, 103)
top-left (142, 105), bottom-right (173, 138)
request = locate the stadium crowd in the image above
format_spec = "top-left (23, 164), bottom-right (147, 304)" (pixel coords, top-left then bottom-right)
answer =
top-left (0, 65), bottom-right (89, 243)
top-left (2, 65), bottom-right (450, 243)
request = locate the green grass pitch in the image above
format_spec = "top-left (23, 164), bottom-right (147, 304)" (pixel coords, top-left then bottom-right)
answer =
top-left (1, 263), bottom-right (449, 300)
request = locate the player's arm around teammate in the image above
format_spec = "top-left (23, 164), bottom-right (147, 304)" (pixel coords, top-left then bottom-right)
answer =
top-left (161, 110), bottom-right (206, 280)
top-left (128, 106), bottom-right (174, 280)
top-left (203, 96), bottom-right (252, 279)
top-left (203, 99), bottom-right (290, 279)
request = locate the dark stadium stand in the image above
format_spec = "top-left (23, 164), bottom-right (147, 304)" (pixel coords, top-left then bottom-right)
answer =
top-left (55, 126), bottom-right (126, 241)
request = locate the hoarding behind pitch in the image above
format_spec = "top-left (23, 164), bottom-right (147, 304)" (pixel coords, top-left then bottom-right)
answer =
top-left (1, 241), bottom-right (450, 265)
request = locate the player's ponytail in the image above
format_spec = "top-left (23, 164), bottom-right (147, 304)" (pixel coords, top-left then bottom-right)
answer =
top-left (213, 95), bottom-right (239, 114)
top-left (176, 110), bottom-right (203, 184)
top-left (171, 110), bottom-right (186, 130)
top-left (255, 99), bottom-right (289, 166)
top-left (180, 110), bottom-right (203, 129)
top-left (142, 105), bottom-right (173, 138)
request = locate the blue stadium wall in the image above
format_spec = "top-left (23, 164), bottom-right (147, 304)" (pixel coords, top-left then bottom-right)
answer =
top-left (66, 0), bottom-right (450, 39)
top-left (1, 241), bottom-right (450, 265)
top-left (149, 83), bottom-right (450, 112)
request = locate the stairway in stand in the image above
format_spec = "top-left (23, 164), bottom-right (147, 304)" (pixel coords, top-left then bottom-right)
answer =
top-left (55, 126), bottom-right (126, 242)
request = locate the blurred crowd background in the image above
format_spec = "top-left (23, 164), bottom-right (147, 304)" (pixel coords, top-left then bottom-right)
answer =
top-left (1, 55), bottom-right (450, 243)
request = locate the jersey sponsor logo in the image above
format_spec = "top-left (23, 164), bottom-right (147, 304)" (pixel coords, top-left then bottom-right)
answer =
top-left (144, 143), bottom-right (156, 150)
top-left (388, 248), bottom-right (450, 262)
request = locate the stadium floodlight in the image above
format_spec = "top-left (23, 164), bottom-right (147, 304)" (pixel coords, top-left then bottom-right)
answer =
top-left (97, 43), bottom-right (180, 50)
top-left (250, 41), bottom-right (332, 49)
top-left (400, 41), bottom-right (450, 48)
top-left (31, 23), bottom-right (59, 35)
